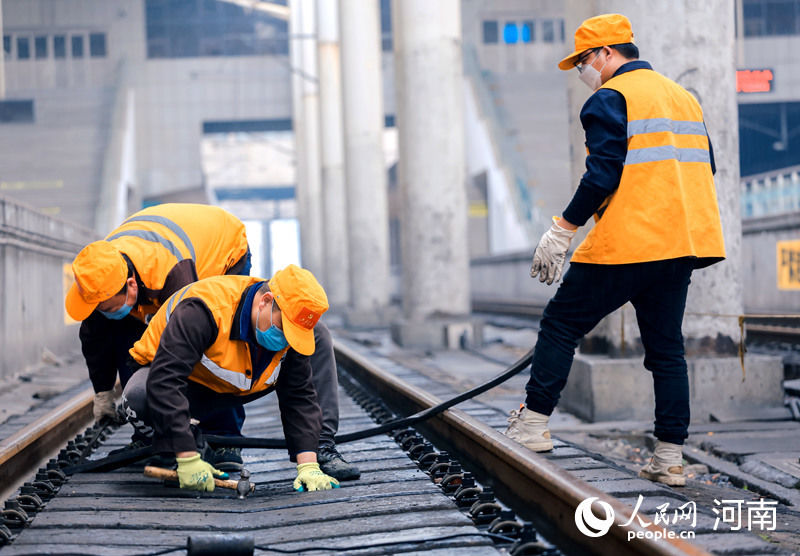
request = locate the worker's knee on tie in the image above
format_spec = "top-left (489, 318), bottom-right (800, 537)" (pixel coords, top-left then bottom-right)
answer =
top-left (121, 365), bottom-right (150, 423)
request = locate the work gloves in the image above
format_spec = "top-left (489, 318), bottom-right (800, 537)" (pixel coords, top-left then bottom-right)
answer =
top-left (530, 218), bottom-right (577, 285)
top-left (176, 454), bottom-right (226, 492)
top-left (93, 390), bottom-right (118, 423)
top-left (293, 462), bottom-right (340, 492)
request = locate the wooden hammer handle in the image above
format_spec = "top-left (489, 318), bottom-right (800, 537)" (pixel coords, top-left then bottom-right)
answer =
top-left (143, 465), bottom-right (240, 490)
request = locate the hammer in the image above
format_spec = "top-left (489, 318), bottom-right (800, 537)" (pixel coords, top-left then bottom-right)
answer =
top-left (144, 466), bottom-right (254, 498)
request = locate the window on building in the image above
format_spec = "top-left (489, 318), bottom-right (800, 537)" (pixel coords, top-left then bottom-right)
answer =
top-left (145, 0), bottom-right (288, 59)
top-left (739, 102), bottom-right (800, 176)
top-left (35, 36), bottom-right (48, 59)
top-left (3, 35), bottom-right (11, 56)
top-left (483, 20), bottom-right (499, 44)
top-left (90, 33), bottom-right (107, 57)
top-left (17, 37), bottom-right (30, 60)
top-left (380, 0), bottom-right (392, 52)
top-left (542, 20), bottom-right (555, 43)
top-left (521, 21), bottom-right (534, 43)
top-left (743, 0), bottom-right (800, 36)
top-left (503, 21), bottom-right (519, 43)
top-left (71, 35), bottom-right (84, 58)
top-left (0, 100), bottom-right (35, 123)
top-left (54, 35), bottom-right (66, 58)
top-left (559, 19), bottom-right (566, 42)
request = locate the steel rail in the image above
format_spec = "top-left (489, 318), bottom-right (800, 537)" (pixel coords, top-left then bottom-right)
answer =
top-left (746, 323), bottom-right (800, 339)
top-left (335, 341), bottom-right (712, 556)
top-left (472, 297), bottom-right (546, 317)
top-left (0, 387), bottom-right (94, 491)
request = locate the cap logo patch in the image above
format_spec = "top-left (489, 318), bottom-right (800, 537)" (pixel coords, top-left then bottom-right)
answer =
top-left (294, 307), bottom-right (320, 330)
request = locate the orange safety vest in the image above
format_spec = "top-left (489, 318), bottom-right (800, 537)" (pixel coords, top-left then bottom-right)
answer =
top-left (129, 275), bottom-right (288, 395)
top-left (571, 68), bottom-right (726, 267)
top-left (106, 203), bottom-right (248, 319)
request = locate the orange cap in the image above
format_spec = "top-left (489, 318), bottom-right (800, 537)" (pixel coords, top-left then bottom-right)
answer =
top-left (65, 241), bottom-right (128, 321)
top-left (268, 264), bottom-right (329, 356)
top-left (558, 14), bottom-right (634, 70)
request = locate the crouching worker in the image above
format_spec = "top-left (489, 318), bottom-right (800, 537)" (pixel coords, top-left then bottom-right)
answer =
top-left (122, 265), bottom-right (339, 492)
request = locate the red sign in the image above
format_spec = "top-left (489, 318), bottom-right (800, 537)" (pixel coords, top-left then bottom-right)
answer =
top-left (737, 69), bottom-right (773, 93)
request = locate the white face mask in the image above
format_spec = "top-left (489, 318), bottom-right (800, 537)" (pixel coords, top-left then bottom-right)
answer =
top-left (578, 51), bottom-right (608, 91)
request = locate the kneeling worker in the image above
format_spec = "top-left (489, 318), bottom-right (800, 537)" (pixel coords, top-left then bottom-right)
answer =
top-left (123, 265), bottom-right (339, 492)
top-left (66, 203), bottom-right (358, 479)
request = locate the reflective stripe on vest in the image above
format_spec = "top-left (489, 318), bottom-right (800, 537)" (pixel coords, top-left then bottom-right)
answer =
top-left (626, 146), bottom-right (710, 165)
top-left (200, 355), bottom-right (252, 390)
top-left (625, 118), bottom-right (710, 166)
top-left (122, 215), bottom-right (197, 261)
top-left (626, 118), bottom-right (706, 136)
top-left (164, 286), bottom-right (192, 323)
top-left (106, 230), bottom-right (186, 261)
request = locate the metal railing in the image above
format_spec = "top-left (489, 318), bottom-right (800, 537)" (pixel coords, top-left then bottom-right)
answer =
top-left (742, 165), bottom-right (800, 218)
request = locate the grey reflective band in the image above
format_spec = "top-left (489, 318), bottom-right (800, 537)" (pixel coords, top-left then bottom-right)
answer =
top-left (625, 146), bottom-right (710, 166)
top-left (107, 230), bottom-right (184, 260)
top-left (165, 286), bottom-right (192, 323)
top-left (121, 215), bottom-right (196, 261)
top-left (627, 118), bottom-right (707, 137)
top-left (200, 355), bottom-right (252, 390)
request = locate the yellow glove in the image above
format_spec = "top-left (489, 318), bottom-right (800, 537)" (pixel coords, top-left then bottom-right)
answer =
top-left (293, 462), bottom-right (340, 492)
top-left (176, 454), bottom-right (225, 492)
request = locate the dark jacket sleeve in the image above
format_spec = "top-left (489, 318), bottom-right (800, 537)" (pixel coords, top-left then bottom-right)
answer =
top-left (80, 311), bottom-right (146, 393)
top-left (158, 259), bottom-right (200, 305)
top-left (275, 350), bottom-right (322, 461)
top-left (563, 89), bottom-right (628, 226)
top-left (146, 298), bottom-right (217, 454)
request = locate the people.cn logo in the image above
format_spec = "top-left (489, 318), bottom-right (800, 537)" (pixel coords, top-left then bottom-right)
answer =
top-left (574, 497), bottom-right (615, 537)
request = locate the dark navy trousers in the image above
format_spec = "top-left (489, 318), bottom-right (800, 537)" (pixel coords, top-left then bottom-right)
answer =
top-left (524, 258), bottom-right (694, 445)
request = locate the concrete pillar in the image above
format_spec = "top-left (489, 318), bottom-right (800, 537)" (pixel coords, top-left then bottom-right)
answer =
top-left (339, 0), bottom-right (390, 321)
top-left (564, 1), bottom-right (742, 353)
top-left (289, 0), bottom-right (324, 279)
top-left (392, 0), bottom-right (470, 321)
top-left (316, 0), bottom-right (350, 308)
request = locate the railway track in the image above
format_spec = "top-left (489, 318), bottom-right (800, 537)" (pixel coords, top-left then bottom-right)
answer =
top-left (0, 336), bottom-right (779, 555)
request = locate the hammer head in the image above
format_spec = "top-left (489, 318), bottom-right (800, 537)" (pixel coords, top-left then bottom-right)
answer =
top-left (236, 468), bottom-right (254, 499)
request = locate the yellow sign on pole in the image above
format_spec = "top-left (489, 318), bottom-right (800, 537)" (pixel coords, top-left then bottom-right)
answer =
top-left (777, 239), bottom-right (800, 290)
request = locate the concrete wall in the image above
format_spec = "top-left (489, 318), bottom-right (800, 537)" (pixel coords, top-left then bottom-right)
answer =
top-left (0, 196), bottom-right (96, 379)
top-left (472, 211), bottom-right (800, 317)
top-left (742, 212), bottom-right (800, 313)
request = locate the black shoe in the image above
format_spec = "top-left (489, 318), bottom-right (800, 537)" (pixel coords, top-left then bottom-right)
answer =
top-left (318, 445), bottom-right (360, 481)
top-left (108, 437), bottom-right (150, 457)
top-left (209, 446), bottom-right (243, 472)
top-left (107, 438), bottom-right (174, 468)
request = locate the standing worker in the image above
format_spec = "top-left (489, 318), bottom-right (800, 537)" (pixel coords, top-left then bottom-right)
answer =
top-left (503, 14), bottom-right (725, 487)
top-left (65, 203), bottom-right (359, 479)
top-left (123, 266), bottom-right (339, 493)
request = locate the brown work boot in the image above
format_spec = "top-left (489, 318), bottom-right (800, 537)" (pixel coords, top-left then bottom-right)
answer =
top-left (503, 406), bottom-right (553, 452)
top-left (639, 440), bottom-right (686, 486)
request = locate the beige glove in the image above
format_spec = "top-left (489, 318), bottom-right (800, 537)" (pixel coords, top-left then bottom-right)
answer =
top-left (530, 219), bottom-right (576, 285)
top-left (93, 390), bottom-right (117, 423)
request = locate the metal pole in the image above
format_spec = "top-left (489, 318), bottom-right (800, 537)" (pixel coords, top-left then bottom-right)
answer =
top-left (0, 0), bottom-right (6, 100)
top-left (298, 0), bottom-right (324, 280)
top-left (288, 0), bottom-right (308, 267)
top-left (316, 0), bottom-right (350, 307)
